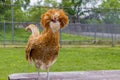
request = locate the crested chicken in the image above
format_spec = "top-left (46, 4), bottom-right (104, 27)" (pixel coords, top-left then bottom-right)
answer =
top-left (25, 9), bottom-right (69, 80)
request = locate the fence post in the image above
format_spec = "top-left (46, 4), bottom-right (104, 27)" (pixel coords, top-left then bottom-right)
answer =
top-left (3, 21), bottom-right (6, 48)
top-left (60, 29), bottom-right (62, 48)
top-left (94, 24), bottom-right (97, 44)
top-left (11, 0), bottom-right (14, 44)
top-left (93, 9), bottom-right (97, 44)
top-left (111, 24), bottom-right (114, 47)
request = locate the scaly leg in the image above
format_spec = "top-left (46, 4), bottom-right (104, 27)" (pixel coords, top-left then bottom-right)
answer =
top-left (47, 67), bottom-right (49, 80)
top-left (37, 68), bottom-right (40, 80)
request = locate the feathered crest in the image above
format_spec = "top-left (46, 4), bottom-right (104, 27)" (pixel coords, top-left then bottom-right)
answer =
top-left (40, 9), bottom-right (69, 29)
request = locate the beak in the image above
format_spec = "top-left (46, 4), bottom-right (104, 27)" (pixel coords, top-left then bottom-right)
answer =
top-left (51, 17), bottom-right (57, 23)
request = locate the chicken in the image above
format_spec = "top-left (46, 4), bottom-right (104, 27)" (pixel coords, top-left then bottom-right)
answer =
top-left (25, 9), bottom-right (69, 80)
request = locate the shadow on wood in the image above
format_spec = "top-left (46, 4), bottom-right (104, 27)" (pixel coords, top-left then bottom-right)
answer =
top-left (8, 70), bottom-right (120, 80)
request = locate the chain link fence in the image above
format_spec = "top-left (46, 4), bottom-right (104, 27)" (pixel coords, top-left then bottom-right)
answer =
top-left (0, 3), bottom-right (120, 47)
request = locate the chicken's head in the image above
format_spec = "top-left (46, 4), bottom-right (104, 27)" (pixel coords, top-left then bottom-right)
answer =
top-left (40, 9), bottom-right (69, 32)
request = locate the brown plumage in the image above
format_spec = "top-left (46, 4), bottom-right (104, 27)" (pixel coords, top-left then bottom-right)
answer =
top-left (25, 9), bottom-right (69, 80)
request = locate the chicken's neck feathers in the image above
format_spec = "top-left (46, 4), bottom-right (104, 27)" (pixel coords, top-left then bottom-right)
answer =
top-left (41, 27), bottom-right (60, 46)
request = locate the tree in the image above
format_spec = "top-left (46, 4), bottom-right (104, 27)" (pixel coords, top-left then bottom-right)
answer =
top-left (100, 0), bottom-right (120, 9)
top-left (25, 0), bottom-right (102, 23)
top-left (0, 0), bottom-right (30, 22)
top-left (44, 0), bottom-right (58, 7)
top-left (26, 0), bottom-right (59, 22)
top-left (59, 0), bottom-right (100, 23)
top-left (99, 0), bottom-right (120, 24)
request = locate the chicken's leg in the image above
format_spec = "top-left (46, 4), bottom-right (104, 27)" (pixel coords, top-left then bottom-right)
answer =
top-left (37, 68), bottom-right (40, 80)
top-left (47, 67), bottom-right (49, 80)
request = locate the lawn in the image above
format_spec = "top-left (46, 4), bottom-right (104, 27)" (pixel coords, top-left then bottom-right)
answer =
top-left (0, 28), bottom-right (93, 43)
top-left (1, 27), bottom-right (116, 45)
top-left (61, 33), bottom-right (93, 41)
top-left (0, 47), bottom-right (120, 80)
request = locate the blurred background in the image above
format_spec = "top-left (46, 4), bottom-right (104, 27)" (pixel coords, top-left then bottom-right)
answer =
top-left (0, 0), bottom-right (120, 80)
top-left (0, 0), bottom-right (120, 47)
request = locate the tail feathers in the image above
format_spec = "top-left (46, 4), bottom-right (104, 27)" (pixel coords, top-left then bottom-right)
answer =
top-left (26, 54), bottom-right (32, 64)
top-left (26, 24), bottom-right (40, 37)
top-left (25, 49), bottom-right (33, 64)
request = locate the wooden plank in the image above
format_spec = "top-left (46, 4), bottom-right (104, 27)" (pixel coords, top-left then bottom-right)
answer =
top-left (8, 70), bottom-right (120, 80)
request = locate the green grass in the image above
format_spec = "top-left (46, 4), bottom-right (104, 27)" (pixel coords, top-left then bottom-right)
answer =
top-left (61, 33), bottom-right (93, 41)
top-left (2, 27), bottom-right (118, 45)
top-left (0, 27), bottom-right (120, 45)
top-left (0, 28), bottom-right (93, 41)
top-left (0, 28), bottom-right (30, 41)
top-left (0, 47), bottom-right (120, 80)
top-left (0, 28), bottom-right (94, 46)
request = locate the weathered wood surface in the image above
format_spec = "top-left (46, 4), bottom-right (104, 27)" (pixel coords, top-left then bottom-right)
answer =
top-left (8, 70), bottom-right (120, 80)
